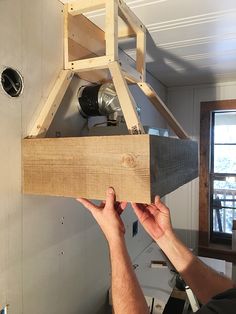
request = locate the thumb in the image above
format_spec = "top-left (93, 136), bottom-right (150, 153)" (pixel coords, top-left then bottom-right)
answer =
top-left (105, 187), bottom-right (116, 209)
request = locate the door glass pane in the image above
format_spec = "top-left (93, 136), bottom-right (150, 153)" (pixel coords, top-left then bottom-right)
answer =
top-left (214, 145), bottom-right (236, 173)
top-left (213, 178), bottom-right (236, 234)
top-left (214, 112), bottom-right (236, 144)
top-left (213, 111), bottom-right (236, 173)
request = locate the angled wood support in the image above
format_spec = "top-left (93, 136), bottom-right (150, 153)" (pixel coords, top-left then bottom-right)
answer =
top-left (137, 82), bottom-right (189, 139)
top-left (118, 0), bottom-right (144, 34)
top-left (109, 61), bottom-right (144, 134)
top-left (29, 70), bottom-right (73, 138)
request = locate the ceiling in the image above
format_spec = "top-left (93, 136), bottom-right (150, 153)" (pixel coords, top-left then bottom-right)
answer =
top-left (60, 0), bottom-right (236, 87)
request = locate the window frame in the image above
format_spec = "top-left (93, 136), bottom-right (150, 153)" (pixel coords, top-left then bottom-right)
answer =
top-left (210, 111), bottom-right (236, 244)
top-left (199, 99), bottom-right (236, 262)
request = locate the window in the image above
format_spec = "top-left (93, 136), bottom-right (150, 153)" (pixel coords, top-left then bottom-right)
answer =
top-left (210, 112), bottom-right (236, 244)
top-left (199, 99), bottom-right (236, 262)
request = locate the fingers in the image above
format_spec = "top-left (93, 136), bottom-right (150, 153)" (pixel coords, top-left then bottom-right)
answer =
top-left (146, 204), bottom-right (159, 216)
top-left (99, 200), bottom-right (106, 208)
top-left (154, 196), bottom-right (169, 213)
top-left (115, 201), bottom-right (127, 215)
top-left (131, 202), bottom-right (145, 220)
top-left (120, 201), bottom-right (127, 210)
top-left (76, 198), bottom-right (99, 214)
top-left (105, 187), bottom-right (116, 210)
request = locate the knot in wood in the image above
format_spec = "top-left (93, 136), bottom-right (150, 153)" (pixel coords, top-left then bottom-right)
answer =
top-left (121, 153), bottom-right (137, 168)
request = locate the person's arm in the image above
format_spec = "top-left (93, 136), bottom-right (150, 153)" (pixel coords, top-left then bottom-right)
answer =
top-left (77, 188), bottom-right (149, 314)
top-left (109, 237), bottom-right (149, 313)
top-left (132, 197), bottom-right (235, 305)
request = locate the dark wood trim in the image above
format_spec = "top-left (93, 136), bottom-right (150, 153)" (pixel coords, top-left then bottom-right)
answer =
top-left (198, 244), bottom-right (236, 263)
top-left (233, 220), bottom-right (236, 231)
top-left (199, 99), bottom-right (236, 258)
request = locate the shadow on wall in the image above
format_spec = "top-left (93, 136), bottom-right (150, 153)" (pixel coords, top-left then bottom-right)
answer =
top-left (121, 31), bottom-right (216, 87)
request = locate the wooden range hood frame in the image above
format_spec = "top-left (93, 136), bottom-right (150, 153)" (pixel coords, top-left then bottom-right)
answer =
top-left (22, 0), bottom-right (198, 202)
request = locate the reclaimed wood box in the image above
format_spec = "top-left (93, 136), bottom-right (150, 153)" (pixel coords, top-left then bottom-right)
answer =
top-left (22, 135), bottom-right (198, 203)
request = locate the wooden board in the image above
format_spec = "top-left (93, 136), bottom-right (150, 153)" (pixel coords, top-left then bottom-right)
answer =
top-left (150, 136), bottom-right (198, 198)
top-left (109, 61), bottom-right (144, 134)
top-left (22, 135), bottom-right (198, 203)
top-left (28, 70), bottom-right (74, 138)
top-left (66, 12), bottom-right (141, 82)
top-left (137, 82), bottom-right (189, 139)
top-left (68, 14), bottom-right (105, 59)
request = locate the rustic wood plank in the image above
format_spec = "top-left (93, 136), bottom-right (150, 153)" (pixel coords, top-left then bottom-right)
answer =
top-left (137, 82), bottom-right (189, 139)
top-left (150, 136), bottom-right (198, 198)
top-left (23, 135), bottom-right (198, 202)
top-left (23, 135), bottom-right (151, 203)
top-left (29, 70), bottom-right (74, 138)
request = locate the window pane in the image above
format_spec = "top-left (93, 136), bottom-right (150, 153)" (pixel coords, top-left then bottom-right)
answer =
top-left (212, 178), bottom-right (236, 234)
top-left (214, 145), bottom-right (236, 173)
top-left (214, 112), bottom-right (236, 144)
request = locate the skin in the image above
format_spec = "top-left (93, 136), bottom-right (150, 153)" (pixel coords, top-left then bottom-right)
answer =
top-left (77, 188), bottom-right (236, 313)
top-left (77, 188), bottom-right (149, 314)
top-left (132, 197), bottom-right (235, 304)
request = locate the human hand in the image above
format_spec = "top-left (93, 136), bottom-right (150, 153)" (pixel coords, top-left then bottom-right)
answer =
top-left (77, 187), bottom-right (127, 244)
top-left (131, 196), bottom-right (173, 243)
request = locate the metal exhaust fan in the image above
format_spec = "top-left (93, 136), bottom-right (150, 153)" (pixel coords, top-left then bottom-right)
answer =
top-left (77, 83), bottom-right (123, 123)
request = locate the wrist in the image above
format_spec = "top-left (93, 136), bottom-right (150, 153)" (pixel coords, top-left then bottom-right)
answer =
top-left (155, 229), bottom-right (176, 249)
top-left (107, 234), bottom-right (126, 250)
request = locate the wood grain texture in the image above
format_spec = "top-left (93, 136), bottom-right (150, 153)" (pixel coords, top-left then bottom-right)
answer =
top-left (23, 135), bottom-right (198, 203)
top-left (105, 0), bottom-right (118, 60)
top-left (118, 0), bottom-right (144, 33)
top-left (136, 30), bottom-right (146, 81)
top-left (199, 102), bottom-right (211, 246)
top-left (29, 70), bottom-right (74, 138)
top-left (23, 135), bottom-right (150, 203)
top-left (68, 0), bottom-right (105, 15)
top-left (150, 136), bottom-right (198, 199)
top-left (68, 14), bottom-right (105, 59)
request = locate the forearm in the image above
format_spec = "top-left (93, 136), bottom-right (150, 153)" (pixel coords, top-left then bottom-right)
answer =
top-left (109, 237), bottom-right (149, 314)
top-left (157, 232), bottom-right (235, 304)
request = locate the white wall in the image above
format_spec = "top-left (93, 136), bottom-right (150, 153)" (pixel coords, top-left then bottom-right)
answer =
top-left (0, 1), bottom-right (167, 313)
top-left (0, 0), bottom-right (22, 312)
top-left (166, 81), bottom-right (236, 248)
